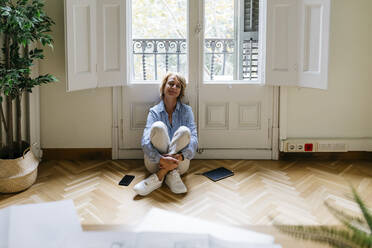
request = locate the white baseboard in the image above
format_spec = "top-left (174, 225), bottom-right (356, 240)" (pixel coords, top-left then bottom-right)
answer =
top-left (118, 149), bottom-right (273, 160)
top-left (281, 138), bottom-right (372, 152)
top-left (195, 149), bottom-right (272, 159)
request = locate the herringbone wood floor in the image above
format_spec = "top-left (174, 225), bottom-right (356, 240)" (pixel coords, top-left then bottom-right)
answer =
top-left (1, 159), bottom-right (371, 228)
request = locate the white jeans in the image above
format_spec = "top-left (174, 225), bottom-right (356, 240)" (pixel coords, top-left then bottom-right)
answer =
top-left (144, 121), bottom-right (191, 175)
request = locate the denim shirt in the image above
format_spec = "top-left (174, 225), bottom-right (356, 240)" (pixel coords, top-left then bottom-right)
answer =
top-left (141, 100), bottom-right (198, 163)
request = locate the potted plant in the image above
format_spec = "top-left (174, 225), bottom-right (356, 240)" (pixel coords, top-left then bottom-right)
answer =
top-left (274, 187), bottom-right (372, 248)
top-left (0, 0), bottom-right (57, 193)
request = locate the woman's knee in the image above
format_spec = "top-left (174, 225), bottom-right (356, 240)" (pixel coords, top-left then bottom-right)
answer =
top-left (176, 126), bottom-right (191, 138)
top-left (151, 121), bottom-right (167, 132)
top-left (150, 121), bottom-right (168, 141)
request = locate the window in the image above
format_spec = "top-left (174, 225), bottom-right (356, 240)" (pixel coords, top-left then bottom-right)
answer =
top-left (129, 0), bottom-right (260, 83)
top-left (129, 0), bottom-right (259, 82)
top-left (203, 0), bottom-right (259, 82)
top-left (130, 0), bottom-right (187, 81)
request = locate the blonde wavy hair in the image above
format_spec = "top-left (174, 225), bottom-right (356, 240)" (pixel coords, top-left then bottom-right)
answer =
top-left (160, 72), bottom-right (186, 100)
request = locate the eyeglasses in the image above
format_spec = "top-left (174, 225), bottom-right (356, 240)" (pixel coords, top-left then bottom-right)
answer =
top-left (167, 81), bottom-right (181, 89)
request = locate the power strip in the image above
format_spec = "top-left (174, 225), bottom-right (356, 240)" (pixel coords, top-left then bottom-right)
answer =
top-left (281, 140), bottom-right (349, 153)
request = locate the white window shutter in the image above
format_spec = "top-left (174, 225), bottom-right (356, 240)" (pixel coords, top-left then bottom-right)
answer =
top-left (238, 0), bottom-right (259, 80)
top-left (96, 0), bottom-right (126, 87)
top-left (298, 0), bottom-right (331, 89)
top-left (264, 0), bottom-right (330, 89)
top-left (264, 0), bottom-right (298, 86)
top-left (65, 0), bottom-right (98, 91)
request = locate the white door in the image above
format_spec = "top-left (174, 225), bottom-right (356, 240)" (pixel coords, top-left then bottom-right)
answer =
top-left (119, 0), bottom-right (193, 158)
top-left (195, 0), bottom-right (274, 159)
top-left (197, 85), bottom-right (273, 158)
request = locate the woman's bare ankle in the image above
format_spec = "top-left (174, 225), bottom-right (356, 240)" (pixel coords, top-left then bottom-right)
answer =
top-left (156, 169), bottom-right (168, 181)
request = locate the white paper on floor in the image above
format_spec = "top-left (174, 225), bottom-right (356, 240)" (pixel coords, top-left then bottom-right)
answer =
top-left (136, 232), bottom-right (210, 248)
top-left (0, 201), bottom-right (282, 248)
top-left (8, 200), bottom-right (82, 248)
top-left (135, 208), bottom-right (275, 244)
top-left (64, 232), bottom-right (281, 248)
top-left (208, 237), bottom-right (282, 248)
top-left (0, 207), bottom-right (10, 248)
top-left (61, 231), bottom-right (137, 248)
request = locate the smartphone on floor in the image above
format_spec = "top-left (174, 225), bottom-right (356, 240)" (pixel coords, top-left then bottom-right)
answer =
top-left (118, 175), bottom-right (135, 186)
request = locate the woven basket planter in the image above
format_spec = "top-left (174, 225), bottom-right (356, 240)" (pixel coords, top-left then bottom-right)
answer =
top-left (0, 147), bottom-right (40, 193)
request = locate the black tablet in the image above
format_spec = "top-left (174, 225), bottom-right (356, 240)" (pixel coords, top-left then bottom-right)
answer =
top-left (202, 167), bottom-right (234, 182)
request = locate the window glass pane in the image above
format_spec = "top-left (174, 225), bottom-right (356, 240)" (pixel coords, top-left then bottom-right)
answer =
top-left (204, 0), bottom-right (234, 39)
top-left (204, 0), bottom-right (234, 81)
top-left (204, 0), bottom-right (260, 82)
top-left (131, 0), bottom-right (187, 81)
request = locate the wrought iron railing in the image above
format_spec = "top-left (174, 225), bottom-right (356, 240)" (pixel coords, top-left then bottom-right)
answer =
top-left (133, 39), bottom-right (186, 80)
top-left (132, 38), bottom-right (258, 81)
top-left (204, 39), bottom-right (234, 80)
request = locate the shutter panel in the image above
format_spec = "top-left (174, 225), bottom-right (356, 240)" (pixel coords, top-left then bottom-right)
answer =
top-left (298, 0), bottom-right (330, 89)
top-left (238, 0), bottom-right (260, 80)
top-left (97, 0), bottom-right (126, 87)
top-left (265, 0), bottom-right (298, 86)
top-left (65, 0), bottom-right (97, 91)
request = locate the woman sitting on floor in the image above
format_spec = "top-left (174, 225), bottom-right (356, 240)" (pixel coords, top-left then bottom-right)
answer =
top-left (133, 72), bottom-right (198, 196)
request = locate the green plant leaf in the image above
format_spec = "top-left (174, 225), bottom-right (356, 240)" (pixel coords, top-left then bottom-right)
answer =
top-left (0, 0), bottom-right (57, 101)
top-left (273, 187), bottom-right (372, 248)
top-left (351, 187), bottom-right (372, 233)
top-left (275, 224), bottom-right (367, 248)
top-left (325, 201), bottom-right (368, 231)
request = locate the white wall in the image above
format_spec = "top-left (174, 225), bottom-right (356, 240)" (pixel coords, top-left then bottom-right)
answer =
top-left (39, 0), bottom-right (112, 148)
top-left (39, 0), bottom-right (372, 149)
top-left (286, 0), bottom-right (372, 139)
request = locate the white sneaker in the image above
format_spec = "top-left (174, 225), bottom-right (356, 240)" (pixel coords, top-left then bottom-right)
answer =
top-left (133, 174), bottom-right (162, 196)
top-left (165, 170), bottom-right (187, 194)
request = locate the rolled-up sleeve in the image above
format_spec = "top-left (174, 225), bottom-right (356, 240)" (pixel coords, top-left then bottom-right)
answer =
top-left (181, 106), bottom-right (198, 160)
top-left (141, 110), bottom-right (162, 163)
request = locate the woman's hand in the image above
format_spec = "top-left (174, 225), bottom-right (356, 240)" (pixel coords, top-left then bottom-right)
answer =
top-left (171, 153), bottom-right (183, 161)
top-left (159, 156), bottom-right (179, 171)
